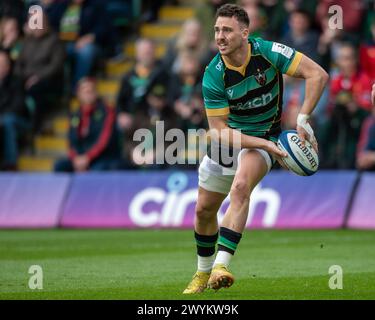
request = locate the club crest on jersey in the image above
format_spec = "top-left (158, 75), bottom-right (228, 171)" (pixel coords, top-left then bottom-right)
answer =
top-left (255, 68), bottom-right (267, 86)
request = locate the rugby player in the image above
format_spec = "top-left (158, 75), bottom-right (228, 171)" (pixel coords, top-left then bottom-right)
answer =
top-left (183, 4), bottom-right (329, 294)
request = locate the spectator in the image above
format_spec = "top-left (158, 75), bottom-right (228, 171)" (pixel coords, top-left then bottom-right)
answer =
top-left (281, 9), bottom-right (320, 62)
top-left (258, 0), bottom-right (286, 40)
top-left (330, 45), bottom-right (373, 112)
top-left (283, 0), bottom-right (318, 21)
top-left (35, 0), bottom-right (66, 32)
top-left (14, 12), bottom-right (64, 130)
top-left (0, 17), bottom-right (22, 61)
top-left (322, 44), bottom-right (372, 169)
top-left (116, 38), bottom-right (171, 168)
top-left (257, 0), bottom-right (318, 41)
top-left (357, 88), bottom-right (375, 171)
top-left (117, 39), bottom-right (169, 136)
top-left (163, 19), bottom-right (210, 75)
top-left (168, 52), bottom-right (206, 132)
top-left (195, 0), bottom-right (229, 43)
top-left (280, 4), bottom-right (328, 127)
top-left (0, 50), bottom-right (30, 171)
top-left (316, 14), bottom-right (343, 73)
top-left (166, 52), bottom-right (206, 167)
top-left (54, 77), bottom-right (120, 172)
top-left (130, 78), bottom-right (179, 169)
top-left (47, 0), bottom-right (115, 89)
top-left (243, 4), bottom-right (267, 38)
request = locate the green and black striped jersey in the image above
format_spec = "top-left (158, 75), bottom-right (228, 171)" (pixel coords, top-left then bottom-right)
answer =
top-left (202, 36), bottom-right (302, 142)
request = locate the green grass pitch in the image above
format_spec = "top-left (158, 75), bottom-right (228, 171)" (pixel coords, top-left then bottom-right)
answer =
top-left (0, 229), bottom-right (374, 300)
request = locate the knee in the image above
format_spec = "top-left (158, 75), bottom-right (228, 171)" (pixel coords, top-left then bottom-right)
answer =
top-left (195, 202), bottom-right (217, 222)
top-left (230, 180), bottom-right (251, 206)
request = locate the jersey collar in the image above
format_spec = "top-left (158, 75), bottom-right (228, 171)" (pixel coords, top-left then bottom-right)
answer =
top-left (221, 43), bottom-right (251, 77)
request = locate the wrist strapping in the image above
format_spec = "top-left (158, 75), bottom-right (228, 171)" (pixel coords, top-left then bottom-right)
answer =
top-left (297, 113), bottom-right (314, 139)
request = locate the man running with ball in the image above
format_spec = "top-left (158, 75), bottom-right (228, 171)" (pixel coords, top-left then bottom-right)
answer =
top-left (183, 4), bottom-right (328, 294)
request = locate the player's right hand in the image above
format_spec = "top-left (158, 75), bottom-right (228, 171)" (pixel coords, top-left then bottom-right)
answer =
top-left (263, 140), bottom-right (287, 159)
top-left (263, 141), bottom-right (289, 170)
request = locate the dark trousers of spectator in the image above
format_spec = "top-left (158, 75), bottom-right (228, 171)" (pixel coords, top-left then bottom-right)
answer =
top-left (66, 42), bottom-right (99, 90)
top-left (27, 77), bottom-right (62, 131)
top-left (0, 112), bottom-right (31, 168)
top-left (54, 157), bottom-right (121, 172)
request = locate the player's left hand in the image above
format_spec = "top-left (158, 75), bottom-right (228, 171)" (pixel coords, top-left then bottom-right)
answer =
top-left (296, 113), bottom-right (318, 153)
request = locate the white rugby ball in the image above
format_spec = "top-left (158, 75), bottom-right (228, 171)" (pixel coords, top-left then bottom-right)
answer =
top-left (277, 130), bottom-right (319, 176)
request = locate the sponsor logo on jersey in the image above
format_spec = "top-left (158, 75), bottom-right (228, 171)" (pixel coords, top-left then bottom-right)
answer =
top-left (271, 42), bottom-right (293, 59)
top-left (231, 92), bottom-right (273, 110)
top-left (255, 68), bottom-right (267, 86)
top-left (227, 89), bottom-right (234, 99)
top-left (216, 60), bottom-right (223, 71)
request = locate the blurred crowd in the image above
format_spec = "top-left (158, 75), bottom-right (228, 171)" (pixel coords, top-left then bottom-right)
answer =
top-left (0, 0), bottom-right (375, 172)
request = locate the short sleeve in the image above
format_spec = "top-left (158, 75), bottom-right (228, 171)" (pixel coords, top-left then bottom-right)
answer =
top-left (202, 65), bottom-right (230, 117)
top-left (256, 38), bottom-right (303, 76)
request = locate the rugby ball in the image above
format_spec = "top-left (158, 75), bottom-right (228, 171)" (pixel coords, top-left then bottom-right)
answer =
top-left (277, 130), bottom-right (319, 176)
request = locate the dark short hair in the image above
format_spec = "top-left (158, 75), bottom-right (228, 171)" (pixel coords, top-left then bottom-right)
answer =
top-left (78, 77), bottom-right (96, 87)
top-left (291, 9), bottom-right (312, 24)
top-left (339, 42), bottom-right (358, 58)
top-left (215, 4), bottom-right (250, 27)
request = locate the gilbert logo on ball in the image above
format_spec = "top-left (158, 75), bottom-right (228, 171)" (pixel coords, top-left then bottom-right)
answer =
top-left (277, 130), bottom-right (319, 176)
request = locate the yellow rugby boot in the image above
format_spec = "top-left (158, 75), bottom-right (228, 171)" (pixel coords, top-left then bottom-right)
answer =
top-left (182, 271), bottom-right (210, 294)
top-left (207, 264), bottom-right (234, 291)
